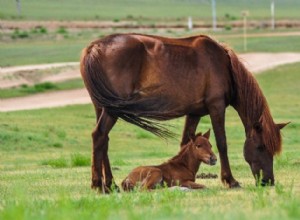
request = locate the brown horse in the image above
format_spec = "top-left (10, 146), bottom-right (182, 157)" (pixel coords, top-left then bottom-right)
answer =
top-left (80, 33), bottom-right (288, 192)
top-left (122, 130), bottom-right (216, 191)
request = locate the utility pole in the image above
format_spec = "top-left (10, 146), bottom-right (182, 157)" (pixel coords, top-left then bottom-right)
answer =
top-left (16, 0), bottom-right (21, 16)
top-left (241, 11), bottom-right (249, 52)
top-left (271, 0), bottom-right (275, 30)
top-left (211, 0), bottom-right (217, 31)
top-left (188, 16), bottom-right (193, 31)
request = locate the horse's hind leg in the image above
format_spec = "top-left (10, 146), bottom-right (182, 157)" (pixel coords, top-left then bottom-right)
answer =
top-left (181, 115), bottom-right (200, 147)
top-left (91, 107), bottom-right (118, 193)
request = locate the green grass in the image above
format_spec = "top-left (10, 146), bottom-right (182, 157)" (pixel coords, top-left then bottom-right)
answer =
top-left (1, 29), bottom-right (300, 67)
top-left (1, 0), bottom-right (300, 21)
top-left (0, 37), bottom-right (87, 67)
top-left (219, 35), bottom-right (300, 52)
top-left (0, 79), bottom-right (84, 99)
top-left (0, 63), bottom-right (300, 219)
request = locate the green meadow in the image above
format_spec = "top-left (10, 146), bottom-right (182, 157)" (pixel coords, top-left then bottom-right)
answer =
top-left (0, 62), bottom-right (300, 219)
top-left (1, 0), bottom-right (300, 21)
top-left (1, 29), bottom-right (300, 67)
top-left (1, 0), bottom-right (300, 219)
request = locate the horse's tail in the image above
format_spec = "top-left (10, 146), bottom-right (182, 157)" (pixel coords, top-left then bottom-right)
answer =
top-left (80, 44), bottom-right (173, 138)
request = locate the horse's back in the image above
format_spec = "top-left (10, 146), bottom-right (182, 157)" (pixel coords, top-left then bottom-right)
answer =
top-left (81, 33), bottom-right (234, 119)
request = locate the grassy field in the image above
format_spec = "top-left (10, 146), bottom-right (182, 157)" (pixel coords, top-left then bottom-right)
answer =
top-left (0, 62), bottom-right (299, 219)
top-left (1, 0), bottom-right (300, 21)
top-left (0, 80), bottom-right (84, 99)
top-left (1, 29), bottom-right (300, 67)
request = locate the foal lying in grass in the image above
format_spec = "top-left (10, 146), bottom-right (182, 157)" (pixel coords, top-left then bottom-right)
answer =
top-left (122, 129), bottom-right (217, 191)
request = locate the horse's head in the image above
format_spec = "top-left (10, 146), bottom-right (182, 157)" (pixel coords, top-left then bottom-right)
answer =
top-left (244, 121), bottom-right (289, 186)
top-left (190, 129), bottom-right (217, 166)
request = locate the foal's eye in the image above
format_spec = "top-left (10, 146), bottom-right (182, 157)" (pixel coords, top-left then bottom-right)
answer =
top-left (196, 144), bottom-right (202, 148)
top-left (257, 145), bottom-right (265, 152)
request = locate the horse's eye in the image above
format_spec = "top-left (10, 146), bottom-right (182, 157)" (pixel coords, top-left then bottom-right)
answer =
top-left (196, 144), bottom-right (202, 148)
top-left (257, 145), bottom-right (265, 152)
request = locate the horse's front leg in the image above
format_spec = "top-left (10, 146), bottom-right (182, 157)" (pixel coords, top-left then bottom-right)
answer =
top-left (181, 115), bottom-right (200, 147)
top-left (209, 102), bottom-right (240, 188)
top-left (91, 108), bottom-right (118, 193)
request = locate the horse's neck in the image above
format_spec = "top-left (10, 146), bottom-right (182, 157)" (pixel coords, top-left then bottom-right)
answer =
top-left (232, 75), bottom-right (270, 134)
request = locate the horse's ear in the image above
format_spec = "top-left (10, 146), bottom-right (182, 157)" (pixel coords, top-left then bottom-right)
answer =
top-left (203, 129), bottom-right (211, 139)
top-left (253, 121), bottom-right (263, 133)
top-left (277, 122), bottom-right (290, 130)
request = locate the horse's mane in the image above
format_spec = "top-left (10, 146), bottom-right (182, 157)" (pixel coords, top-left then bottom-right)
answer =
top-left (223, 44), bottom-right (282, 155)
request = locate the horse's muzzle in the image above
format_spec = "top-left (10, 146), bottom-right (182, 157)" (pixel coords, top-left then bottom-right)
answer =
top-left (210, 156), bottom-right (217, 165)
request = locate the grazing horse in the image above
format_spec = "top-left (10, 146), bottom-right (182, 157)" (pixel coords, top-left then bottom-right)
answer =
top-left (80, 33), bottom-right (288, 192)
top-left (122, 130), bottom-right (217, 191)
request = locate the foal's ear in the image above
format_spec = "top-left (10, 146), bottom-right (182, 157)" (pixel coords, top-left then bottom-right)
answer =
top-left (277, 122), bottom-right (290, 130)
top-left (189, 133), bottom-right (197, 142)
top-left (203, 129), bottom-right (211, 139)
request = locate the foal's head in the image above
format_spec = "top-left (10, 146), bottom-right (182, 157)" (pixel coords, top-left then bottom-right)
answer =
top-left (190, 129), bottom-right (217, 165)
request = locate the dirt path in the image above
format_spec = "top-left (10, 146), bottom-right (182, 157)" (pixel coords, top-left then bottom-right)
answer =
top-left (1, 52), bottom-right (300, 112)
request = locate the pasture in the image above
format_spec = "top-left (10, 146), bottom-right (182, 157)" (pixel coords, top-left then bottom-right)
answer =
top-left (0, 62), bottom-right (299, 219)
top-left (1, 0), bottom-right (300, 219)
top-left (1, 29), bottom-right (300, 67)
top-left (1, 0), bottom-right (300, 21)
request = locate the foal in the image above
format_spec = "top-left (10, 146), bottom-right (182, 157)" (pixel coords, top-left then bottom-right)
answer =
top-left (122, 129), bottom-right (217, 191)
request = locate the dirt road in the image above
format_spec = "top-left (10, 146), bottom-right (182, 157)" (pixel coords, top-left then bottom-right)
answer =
top-left (1, 52), bottom-right (300, 112)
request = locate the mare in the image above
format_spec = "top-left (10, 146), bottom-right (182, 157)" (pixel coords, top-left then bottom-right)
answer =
top-left (122, 130), bottom-right (217, 191)
top-left (80, 33), bottom-right (289, 192)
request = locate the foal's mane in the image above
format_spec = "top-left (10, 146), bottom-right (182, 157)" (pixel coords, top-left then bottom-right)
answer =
top-left (168, 140), bottom-right (194, 164)
top-left (223, 44), bottom-right (282, 155)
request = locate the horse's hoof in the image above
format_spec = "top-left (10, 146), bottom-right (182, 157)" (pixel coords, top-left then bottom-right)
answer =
top-left (222, 178), bottom-right (241, 188)
top-left (259, 179), bottom-right (274, 187)
top-left (91, 184), bottom-right (120, 194)
top-left (229, 181), bottom-right (241, 188)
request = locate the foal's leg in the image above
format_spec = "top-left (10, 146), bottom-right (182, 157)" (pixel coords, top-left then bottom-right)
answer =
top-left (181, 115), bottom-right (200, 147)
top-left (92, 107), bottom-right (117, 193)
top-left (141, 168), bottom-right (163, 190)
top-left (180, 181), bottom-right (205, 189)
top-left (209, 102), bottom-right (240, 188)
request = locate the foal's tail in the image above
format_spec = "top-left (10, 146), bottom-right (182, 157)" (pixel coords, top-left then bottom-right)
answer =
top-left (80, 43), bottom-right (173, 138)
top-left (121, 178), bottom-right (135, 192)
